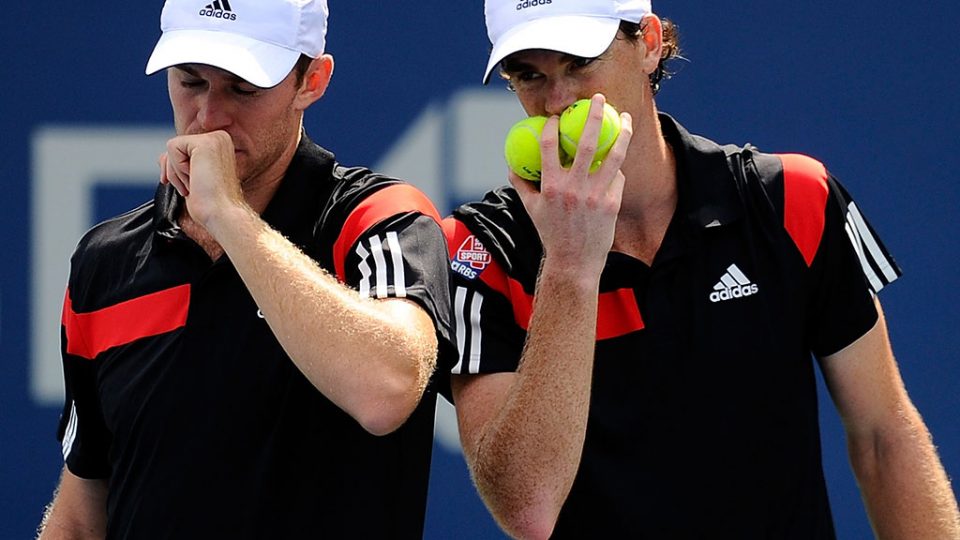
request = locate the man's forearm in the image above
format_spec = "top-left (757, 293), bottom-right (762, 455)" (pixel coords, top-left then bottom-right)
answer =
top-left (851, 404), bottom-right (960, 539)
top-left (469, 260), bottom-right (599, 539)
top-left (37, 470), bottom-right (108, 540)
top-left (209, 204), bottom-right (437, 435)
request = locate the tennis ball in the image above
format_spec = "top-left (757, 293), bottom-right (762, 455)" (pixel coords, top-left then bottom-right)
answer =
top-left (504, 116), bottom-right (549, 181)
top-left (559, 99), bottom-right (621, 169)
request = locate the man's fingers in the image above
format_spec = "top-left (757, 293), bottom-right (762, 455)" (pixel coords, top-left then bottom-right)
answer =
top-left (507, 169), bottom-right (540, 206)
top-left (597, 111), bottom-right (633, 181)
top-left (163, 150), bottom-right (190, 197)
top-left (538, 116), bottom-right (563, 180)
top-left (569, 94), bottom-right (606, 176)
top-left (166, 138), bottom-right (199, 197)
top-left (158, 153), bottom-right (169, 185)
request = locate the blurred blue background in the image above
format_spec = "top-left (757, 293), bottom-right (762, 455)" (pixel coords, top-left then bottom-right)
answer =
top-left (2, 1), bottom-right (958, 538)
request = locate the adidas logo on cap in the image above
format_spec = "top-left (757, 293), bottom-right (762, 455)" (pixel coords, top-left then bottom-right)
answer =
top-left (199, 0), bottom-right (237, 20)
top-left (709, 264), bottom-right (759, 303)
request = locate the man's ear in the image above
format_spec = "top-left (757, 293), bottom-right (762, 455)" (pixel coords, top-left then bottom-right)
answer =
top-left (295, 54), bottom-right (335, 108)
top-left (639, 15), bottom-right (663, 76)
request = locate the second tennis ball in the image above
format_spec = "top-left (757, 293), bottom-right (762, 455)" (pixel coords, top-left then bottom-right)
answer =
top-left (504, 115), bottom-right (549, 181)
top-left (559, 99), bottom-right (621, 166)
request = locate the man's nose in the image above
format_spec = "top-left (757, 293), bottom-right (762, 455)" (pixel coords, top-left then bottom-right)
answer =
top-left (543, 78), bottom-right (580, 118)
top-left (197, 92), bottom-right (234, 132)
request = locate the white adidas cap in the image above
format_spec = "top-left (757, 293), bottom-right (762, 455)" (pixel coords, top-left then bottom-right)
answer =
top-left (483, 0), bottom-right (651, 83)
top-left (146, 0), bottom-right (328, 88)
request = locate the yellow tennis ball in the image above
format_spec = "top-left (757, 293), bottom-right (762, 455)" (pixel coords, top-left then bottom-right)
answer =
top-left (559, 99), bottom-right (621, 168)
top-left (504, 116), bottom-right (549, 181)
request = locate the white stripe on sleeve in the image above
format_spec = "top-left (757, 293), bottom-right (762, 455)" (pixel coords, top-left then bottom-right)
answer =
top-left (468, 291), bottom-right (484, 374)
top-left (453, 287), bottom-right (467, 375)
top-left (385, 231), bottom-right (406, 297)
top-left (452, 286), bottom-right (485, 375)
top-left (61, 401), bottom-right (78, 460)
top-left (368, 235), bottom-right (390, 299)
top-left (356, 243), bottom-right (373, 297)
top-left (847, 202), bottom-right (898, 283)
top-left (845, 220), bottom-right (884, 293)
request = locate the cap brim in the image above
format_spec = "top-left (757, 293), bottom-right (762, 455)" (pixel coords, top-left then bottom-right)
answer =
top-left (145, 29), bottom-right (300, 88)
top-left (483, 15), bottom-right (621, 84)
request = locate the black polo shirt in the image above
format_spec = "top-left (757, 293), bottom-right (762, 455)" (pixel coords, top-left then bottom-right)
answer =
top-left (57, 135), bottom-right (455, 539)
top-left (444, 114), bottom-right (900, 538)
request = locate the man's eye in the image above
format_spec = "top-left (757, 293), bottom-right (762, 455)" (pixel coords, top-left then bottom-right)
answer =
top-left (233, 87), bottom-right (259, 96)
top-left (181, 80), bottom-right (204, 88)
top-left (571, 57), bottom-right (595, 69)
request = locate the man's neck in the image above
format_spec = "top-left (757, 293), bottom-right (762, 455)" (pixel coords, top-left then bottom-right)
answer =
top-left (243, 129), bottom-right (302, 215)
top-left (612, 107), bottom-right (679, 264)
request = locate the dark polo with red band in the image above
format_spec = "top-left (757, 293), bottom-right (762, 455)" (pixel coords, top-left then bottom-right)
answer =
top-left (444, 113), bottom-right (900, 538)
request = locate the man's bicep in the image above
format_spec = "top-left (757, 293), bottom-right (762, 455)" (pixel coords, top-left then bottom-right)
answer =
top-left (340, 214), bottom-right (454, 333)
top-left (805, 174), bottom-right (901, 356)
top-left (39, 467), bottom-right (108, 539)
top-left (818, 299), bottom-right (908, 436)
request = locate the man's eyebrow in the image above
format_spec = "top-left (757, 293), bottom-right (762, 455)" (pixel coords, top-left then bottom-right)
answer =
top-left (501, 53), bottom-right (585, 73)
top-left (173, 65), bottom-right (202, 77)
top-left (173, 64), bottom-right (252, 85)
top-left (500, 58), bottom-right (535, 74)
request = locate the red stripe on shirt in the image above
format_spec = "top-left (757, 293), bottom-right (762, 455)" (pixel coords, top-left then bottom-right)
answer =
top-left (479, 258), bottom-right (534, 330)
top-left (443, 217), bottom-right (535, 330)
top-left (61, 284), bottom-right (191, 360)
top-left (443, 217), bottom-right (643, 340)
top-left (333, 184), bottom-right (441, 281)
top-left (779, 154), bottom-right (829, 267)
top-left (597, 288), bottom-right (645, 339)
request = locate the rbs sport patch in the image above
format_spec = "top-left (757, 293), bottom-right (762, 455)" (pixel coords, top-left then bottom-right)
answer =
top-left (452, 235), bottom-right (491, 280)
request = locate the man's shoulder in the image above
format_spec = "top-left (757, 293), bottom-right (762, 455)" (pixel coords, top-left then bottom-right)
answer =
top-left (451, 185), bottom-right (529, 232)
top-left (322, 164), bottom-right (442, 227)
top-left (74, 200), bottom-right (157, 260)
top-left (67, 200), bottom-right (167, 311)
top-left (330, 163), bottom-right (404, 200)
top-left (447, 186), bottom-right (540, 280)
top-left (288, 135), bottom-right (409, 207)
top-left (663, 113), bottom-right (830, 196)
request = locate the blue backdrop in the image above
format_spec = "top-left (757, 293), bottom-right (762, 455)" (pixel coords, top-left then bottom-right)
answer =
top-left (2, 2), bottom-right (958, 538)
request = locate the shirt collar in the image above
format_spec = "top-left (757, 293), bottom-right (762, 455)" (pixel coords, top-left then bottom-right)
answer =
top-left (659, 113), bottom-right (744, 229)
top-left (153, 132), bottom-right (336, 244)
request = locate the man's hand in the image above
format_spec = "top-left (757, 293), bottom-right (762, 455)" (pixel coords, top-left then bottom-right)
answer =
top-left (510, 94), bottom-right (633, 281)
top-left (160, 130), bottom-right (244, 233)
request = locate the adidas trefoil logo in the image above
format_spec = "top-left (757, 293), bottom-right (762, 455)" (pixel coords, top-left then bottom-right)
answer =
top-left (709, 263), bottom-right (759, 303)
top-left (199, 0), bottom-right (237, 20)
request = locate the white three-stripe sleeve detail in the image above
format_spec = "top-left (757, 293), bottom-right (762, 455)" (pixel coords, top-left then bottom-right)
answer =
top-left (385, 231), bottom-right (406, 297)
top-left (368, 235), bottom-right (390, 298)
top-left (467, 291), bottom-right (484, 374)
top-left (453, 287), bottom-right (467, 374)
top-left (356, 243), bottom-right (373, 297)
top-left (845, 220), bottom-right (884, 293)
top-left (61, 401), bottom-right (78, 460)
top-left (356, 232), bottom-right (408, 299)
top-left (452, 286), bottom-right (486, 375)
top-left (847, 202), bottom-right (898, 283)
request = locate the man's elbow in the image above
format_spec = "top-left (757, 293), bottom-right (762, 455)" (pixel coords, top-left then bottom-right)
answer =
top-left (354, 402), bottom-right (415, 436)
top-left (494, 506), bottom-right (559, 540)
top-left (846, 409), bottom-right (932, 482)
top-left (352, 373), bottom-right (427, 436)
top-left (351, 341), bottom-right (436, 435)
top-left (477, 478), bottom-right (563, 540)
